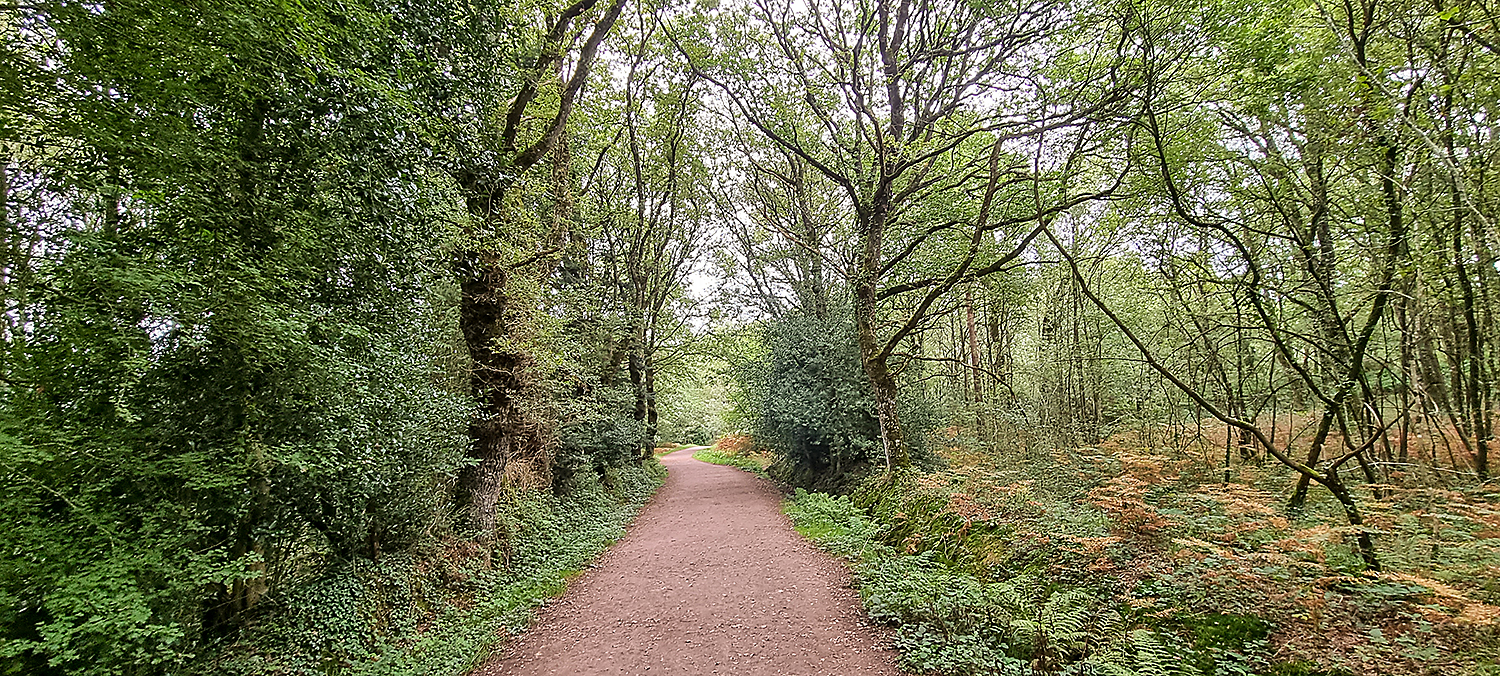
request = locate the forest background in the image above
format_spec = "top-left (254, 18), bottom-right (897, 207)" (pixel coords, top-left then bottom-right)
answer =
top-left (1, 0), bottom-right (1498, 674)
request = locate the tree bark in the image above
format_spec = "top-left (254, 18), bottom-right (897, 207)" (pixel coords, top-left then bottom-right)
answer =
top-left (853, 192), bottom-right (911, 470)
top-left (448, 0), bottom-right (625, 539)
top-left (455, 253), bottom-right (538, 538)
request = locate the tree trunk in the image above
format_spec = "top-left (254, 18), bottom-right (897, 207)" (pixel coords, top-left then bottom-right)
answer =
top-left (628, 321), bottom-right (648, 436)
top-left (1326, 468), bottom-right (1381, 571)
top-left (644, 361), bottom-right (659, 457)
top-left (0, 157), bottom-right (13, 340)
top-left (455, 251), bottom-right (543, 540)
top-left (795, 162), bottom-right (830, 321)
top-left (1453, 203), bottom-right (1488, 480)
top-left (203, 445), bottom-right (271, 634)
top-left (853, 192), bottom-right (910, 470)
top-left (1289, 406), bottom-right (1337, 511)
top-left (864, 351), bottom-right (908, 471)
top-left (854, 266), bottom-right (906, 468)
top-left (1417, 303), bottom-right (1452, 412)
top-left (966, 285), bottom-right (985, 437)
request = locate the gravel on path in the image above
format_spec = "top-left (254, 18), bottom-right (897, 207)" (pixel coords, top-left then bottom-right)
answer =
top-left (473, 446), bottom-right (903, 676)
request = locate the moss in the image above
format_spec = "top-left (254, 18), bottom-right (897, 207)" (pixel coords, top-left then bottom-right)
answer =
top-left (1185, 612), bottom-right (1271, 649)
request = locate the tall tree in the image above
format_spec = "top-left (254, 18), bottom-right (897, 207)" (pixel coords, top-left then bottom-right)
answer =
top-left (683, 0), bottom-right (1141, 470)
top-left (0, 0), bottom-right (474, 667)
top-left (586, 4), bottom-right (712, 457)
top-left (435, 0), bottom-right (628, 538)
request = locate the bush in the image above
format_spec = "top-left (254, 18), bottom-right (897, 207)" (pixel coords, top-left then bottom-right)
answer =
top-left (553, 383), bottom-right (651, 490)
top-left (735, 312), bottom-right (939, 490)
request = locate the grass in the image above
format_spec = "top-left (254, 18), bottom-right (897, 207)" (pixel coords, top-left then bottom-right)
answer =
top-left (692, 447), bottom-right (773, 478)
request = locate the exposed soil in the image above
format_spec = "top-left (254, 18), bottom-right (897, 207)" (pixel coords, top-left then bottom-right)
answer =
top-left (474, 447), bottom-right (903, 676)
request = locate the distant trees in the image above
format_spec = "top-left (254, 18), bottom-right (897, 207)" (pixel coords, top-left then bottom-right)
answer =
top-left (585, 2), bottom-right (712, 459)
top-left (1116, 0), bottom-right (1497, 568)
top-left (686, 0), bottom-right (1144, 471)
top-left (711, 126), bottom-right (889, 482)
top-left (815, 0), bottom-right (1498, 570)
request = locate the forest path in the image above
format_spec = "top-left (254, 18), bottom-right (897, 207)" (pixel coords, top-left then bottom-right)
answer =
top-left (473, 446), bottom-right (902, 675)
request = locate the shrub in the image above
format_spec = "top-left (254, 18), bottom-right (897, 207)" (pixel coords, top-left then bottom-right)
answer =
top-left (733, 312), bottom-right (939, 490)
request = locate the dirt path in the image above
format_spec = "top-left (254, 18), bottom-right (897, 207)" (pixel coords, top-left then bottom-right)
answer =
top-left (474, 447), bottom-right (903, 676)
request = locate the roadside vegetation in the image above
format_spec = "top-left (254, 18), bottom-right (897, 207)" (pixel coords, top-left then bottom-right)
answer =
top-left (692, 434), bottom-right (775, 478)
top-left (5, 0), bottom-right (1497, 671)
top-left (219, 463), bottom-right (663, 676)
top-left (779, 437), bottom-right (1500, 676)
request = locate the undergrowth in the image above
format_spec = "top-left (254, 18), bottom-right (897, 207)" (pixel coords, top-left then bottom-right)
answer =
top-left (786, 447), bottom-right (1500, 676)
top-left (209, 461), bottom-right (665, 676)
top-left (788, 487), bottom-right (1203, 676)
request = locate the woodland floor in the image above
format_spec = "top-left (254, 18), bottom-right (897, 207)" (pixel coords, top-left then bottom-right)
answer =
top-left (472, 447), bottom-right (903, 676)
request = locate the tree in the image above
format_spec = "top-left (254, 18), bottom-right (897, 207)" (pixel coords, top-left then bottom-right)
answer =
top-left (683, 0), bottom-right (1141, 471)
top-left (0, 0), bottom-right (473, 668)
top-left (432, 0), bottom-right (629, 538)
top-left (583, 3), bottom-right (712, 457)
top-left (1040, 0), bottom-right (1500, 569)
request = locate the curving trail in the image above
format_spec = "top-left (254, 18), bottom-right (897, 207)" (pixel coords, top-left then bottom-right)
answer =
top-left (473, 447), bottom-right (902, 676)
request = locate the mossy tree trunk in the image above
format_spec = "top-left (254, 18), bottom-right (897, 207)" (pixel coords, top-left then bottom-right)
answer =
top-left (449, 0), bottom-right (626, 539)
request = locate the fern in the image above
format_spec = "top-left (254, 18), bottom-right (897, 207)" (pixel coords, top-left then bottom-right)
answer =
top-left (787, 487), bottom-right (1225, 676)
top-left (1130, 629), bottom-right (1178, 676)
top-left (1042, 588), bottom-right (1093, 643)
top-left (1075, 632), bottom-right (1137, 676)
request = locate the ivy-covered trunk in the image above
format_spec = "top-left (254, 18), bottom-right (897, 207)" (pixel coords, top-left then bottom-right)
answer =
top-left (862, 348), bottom-right (907, 471)
top-left (443, 0), bottom-right (622, 538)
top-left (455, 248), bottom-right (545, 539)
top-left (644, 361), bottom-right (659, 454)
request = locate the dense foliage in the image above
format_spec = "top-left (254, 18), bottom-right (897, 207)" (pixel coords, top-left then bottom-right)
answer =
top-left (3, 0), bottom-right (1498, 672)
top-left (787, 453), bottom-right (1500, 675)
top-left (217, 462), bottom-right (663, 676)
top-left (729, 312), bottom-right (942, 487)
top-left (2, 1), bottom-right (472, 671)
top-left (735, 314), bottom-right (882, 481)
top-left (1, 0), bottom-right (689, 673)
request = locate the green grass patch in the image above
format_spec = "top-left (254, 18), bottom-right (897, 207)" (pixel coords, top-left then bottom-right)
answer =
top-left (692, 448), bottom-right (771, 478)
